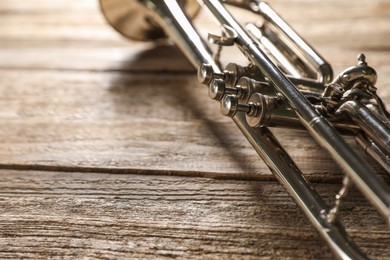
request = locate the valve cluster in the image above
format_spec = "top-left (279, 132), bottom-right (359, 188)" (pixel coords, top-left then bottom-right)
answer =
top-left (198, 63), bottom-right (282, 128)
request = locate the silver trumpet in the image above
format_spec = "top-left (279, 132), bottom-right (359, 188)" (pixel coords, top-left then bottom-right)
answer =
top-left (99, 0), bottom-right (390, 258)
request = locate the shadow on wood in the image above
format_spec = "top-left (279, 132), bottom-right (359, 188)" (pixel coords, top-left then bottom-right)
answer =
top-left (107, 44), bottom-right (264, 179)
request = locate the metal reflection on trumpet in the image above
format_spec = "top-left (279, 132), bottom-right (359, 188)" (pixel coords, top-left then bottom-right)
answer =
top-left (99, 0), bottom-right (390, 258)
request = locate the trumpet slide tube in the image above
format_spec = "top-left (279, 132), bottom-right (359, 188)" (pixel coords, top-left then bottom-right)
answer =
top-left (99, 0), bottom-right (390, 258)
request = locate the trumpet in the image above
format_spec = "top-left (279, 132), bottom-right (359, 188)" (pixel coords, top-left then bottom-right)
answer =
top-left (99, 0), bottom-right (390, 258)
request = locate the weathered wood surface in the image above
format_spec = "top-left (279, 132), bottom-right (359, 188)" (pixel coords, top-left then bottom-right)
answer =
top-left (0, 170), bottom-right (389, 259)
top-left (0, 0), bottom-right (389, 259)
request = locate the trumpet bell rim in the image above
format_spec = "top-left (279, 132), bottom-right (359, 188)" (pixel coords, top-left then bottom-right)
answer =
top-left (99, 0), bottom-right (200, 42)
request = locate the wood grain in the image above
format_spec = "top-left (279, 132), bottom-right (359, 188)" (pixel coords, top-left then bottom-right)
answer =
top-left (0, 170), bottom-right (388, 259)
top-left (1, 68), bottom-right (355, 180)
top-left (0, 0), bottom-right (389, 259)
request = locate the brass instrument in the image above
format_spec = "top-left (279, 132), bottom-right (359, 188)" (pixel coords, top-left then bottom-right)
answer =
top-left (99, 0), bottom-right (390, 258)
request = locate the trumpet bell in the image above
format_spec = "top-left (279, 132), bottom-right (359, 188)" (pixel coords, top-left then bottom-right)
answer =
top-left (99, 0), bottom-right (200, 41)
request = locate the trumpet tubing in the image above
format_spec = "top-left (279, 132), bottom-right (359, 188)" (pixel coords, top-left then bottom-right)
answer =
top-left (100, 0), bottom-right (390, 258)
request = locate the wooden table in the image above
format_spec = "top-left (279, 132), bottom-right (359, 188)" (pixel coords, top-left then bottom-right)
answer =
top-left (0, 0), bottom-right (389, 258)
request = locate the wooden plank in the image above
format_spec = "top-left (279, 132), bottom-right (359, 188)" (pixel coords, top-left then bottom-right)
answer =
top-left (4, 68), bottom-right (375, 181)
top-left (0, 170), bottom-right (388, 259)
top-left (0, 0), bottom-right (388, 73)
